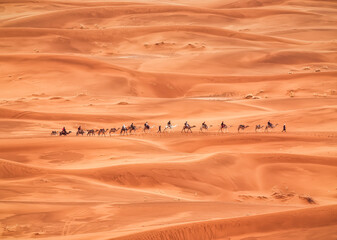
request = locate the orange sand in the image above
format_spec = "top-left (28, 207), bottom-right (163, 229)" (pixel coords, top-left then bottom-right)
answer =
top-left (0, 0), bottom-right (337, 239)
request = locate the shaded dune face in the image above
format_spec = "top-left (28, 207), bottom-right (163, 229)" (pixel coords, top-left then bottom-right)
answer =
top-left (0, 0), bottom-right (337, 240)
top-left (0, 135), bottom-right (337, 239)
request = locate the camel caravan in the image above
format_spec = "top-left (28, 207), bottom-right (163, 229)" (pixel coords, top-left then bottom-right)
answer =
top-left (52, 120), bottom-right (286, 136)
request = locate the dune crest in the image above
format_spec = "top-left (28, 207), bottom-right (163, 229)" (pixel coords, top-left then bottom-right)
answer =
top-left (0, 0), bottom-right (336, 239)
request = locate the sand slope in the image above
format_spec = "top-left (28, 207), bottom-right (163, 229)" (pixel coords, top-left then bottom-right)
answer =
top-left (0, 0), bottom-right (336, 239)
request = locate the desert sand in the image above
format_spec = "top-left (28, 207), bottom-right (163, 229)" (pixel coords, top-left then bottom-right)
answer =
top-left (0, 0), bottom-right (337, 239)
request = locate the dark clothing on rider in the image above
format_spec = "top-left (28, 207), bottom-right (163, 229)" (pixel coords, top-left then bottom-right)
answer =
top-left (158, 125), bottom-right (161, 133)
top-left (282, 124), bottom-right (286, 132)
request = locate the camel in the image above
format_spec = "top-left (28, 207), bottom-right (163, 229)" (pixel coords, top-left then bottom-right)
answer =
top-left (76, 129), bottom-right (85, 136)
top-left (238, 125), bottom-right (249, 133)
top-left (128, 125), bottom-right (138, 134)
top-left (181, 125), bottom-right (196, 133)
top-left (98, 128), bottom-right (109, 136)
top-left (255, 125), bottom-right (264, 132)
top-left (60, 130), bottom-right (72, 136)
top-left (218, 124), bottom-right (232, 133)
top-left (87, 129), bottom-right (98, 136)
top-left (200, 123), bottom-right (212, 132)
top-left (120, 126), bottom-right (129, 135)
top-left (265, 123), bottom-right (278, 132)
top-left (51, 131), bottom-right (58, 136)
top-left (109, 128), bottom-right (120, 136)
top-left (144, 125), bottom-right (156, 133)
top-left (164, 124), bottom-right (178, 132)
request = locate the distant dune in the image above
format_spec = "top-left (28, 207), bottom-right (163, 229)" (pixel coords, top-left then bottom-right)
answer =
top-left (0, 0), bottom-right (336, 239)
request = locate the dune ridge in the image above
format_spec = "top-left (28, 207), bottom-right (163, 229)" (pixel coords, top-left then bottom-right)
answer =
top-left (112, 205), bottom-right (337, 240)
top-left (0, 0), bottom-right (336, 239)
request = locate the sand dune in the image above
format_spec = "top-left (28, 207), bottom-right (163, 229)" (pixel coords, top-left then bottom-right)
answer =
top-left (0, 0), bottom-right (336, 239)
top-left (0, 4), bottom-right (317, 28)
top-left (112, 205), bottom-right (337, 240)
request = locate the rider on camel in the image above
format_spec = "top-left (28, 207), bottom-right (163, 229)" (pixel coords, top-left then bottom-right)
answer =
top-left (268, 120), bottom-right (272, 128)
top-left (221, 121), bottom-right (225, 128)
top-left (184, 121), bottom-right (189, 128)
top-left (202, 121), bottom-right (207, 128)
top-left (144, 122), bottom-right (149, 129)
top-left (167, 120), bottom-right (172, 128)
top-left (62, 127), bottom-right (66, 134)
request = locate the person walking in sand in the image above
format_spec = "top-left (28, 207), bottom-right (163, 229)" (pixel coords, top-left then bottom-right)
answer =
top-left (157, 125), bottom-right (162, 133)
top-left (144, 122), bottom-right (149, 130)
top-left (282, 124), bottom-right (286, 132)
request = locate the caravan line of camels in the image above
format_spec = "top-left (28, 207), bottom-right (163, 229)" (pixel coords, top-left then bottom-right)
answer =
top-left (51, 121), bottom-right (283, 136)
